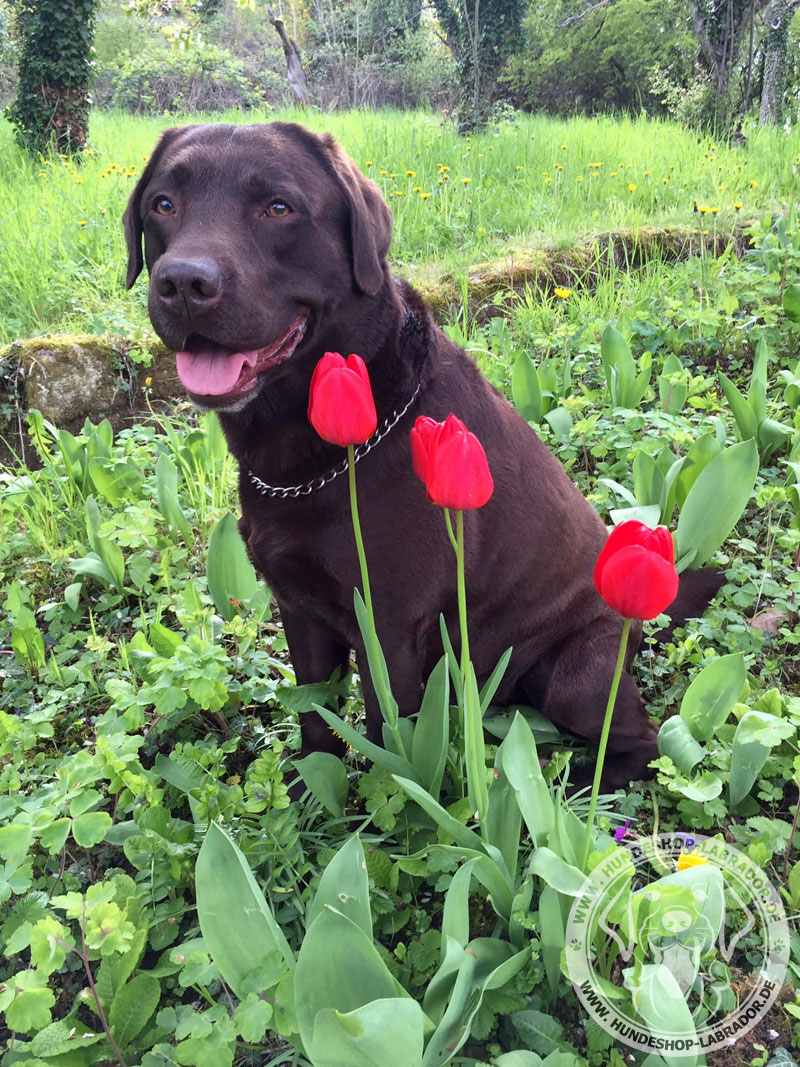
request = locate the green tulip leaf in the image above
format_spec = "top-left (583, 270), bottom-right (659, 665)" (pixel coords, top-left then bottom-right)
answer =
top-left (679, 653), bottom-right (745, 742)
top-left (675, 440), bottom-right (758, 568)
top-left (657, 716), bottom-right (706, 773)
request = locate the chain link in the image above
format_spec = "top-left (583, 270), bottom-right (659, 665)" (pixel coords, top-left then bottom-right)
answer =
top-left (247, 380), bottom-right (423, 499)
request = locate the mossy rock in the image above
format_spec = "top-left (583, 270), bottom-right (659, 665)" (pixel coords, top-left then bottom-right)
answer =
top-left (410, 224), bottom-right (752, 319)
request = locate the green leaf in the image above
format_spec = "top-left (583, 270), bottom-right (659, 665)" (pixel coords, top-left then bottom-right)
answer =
top-left (206, 512), bottom-right (259, 620)
top-left (494, 1055), bottom-right (544, 1067)
top-left (392, 775), bottom-right (484, 851)
top-left (511, 1010), bottom-right (570, 1057)
top-left (657, 716), bottom-right (706, 773)
top-left (307, 836), bottom-right (372, 940)
top-left (783, 282), bottom-right (800, 323)
top-left (633, 451), bottom-right (664, 508)
top-left (499, 712), bottom-right (554, 846)
top-left (544, 406), bottom-right (573, 437)
top-left (155, 453), bottom-right (193, 546)
top-left (195, 821), bottom-right (295, 1000)
top-left (512, 352), bottom-right (543, 423)
top-left (234, 993), bottom-right (273, 1042)
top-left (675, 440), bottom-right (759, 568)
top-left (673, 433), bottom-right (721, 510)
top-left (0, 823), bottom-right (34, 868)
top-left (109, 974), bottom-right (161, 1048)
top-left (719, 372), bottom-right (758, 442)
top-left (294, 752), bottom-right (349, 816)
top-left (729, 712), bottom-right (793, 804)
top-left (311, 998), bottom-right (425, 1067)
top-left (317, 707), bottom-right (417, 780)
top-left (678, 653), bottom-right (745, 743)
top-left (677, 771), bottom-right (722, 802)
top-left (631, 964), bottom-right (698, 1067)
top-left (528, 847), bottom-right (588, 896)
top-left (72, 811), bottom-right (112, 848)
top-left (412, 656), bottom-right (450, 798)
top-left (600, 324), bottom-right (635, 407)
top-left (441, 860), bottom-right (474, 949)
top-left (539, 884), bottom-right (564, 995)
top-left (294, 906), bottom-right (407, 1055)
top-left (6, 984), bottom-right (56, 1034)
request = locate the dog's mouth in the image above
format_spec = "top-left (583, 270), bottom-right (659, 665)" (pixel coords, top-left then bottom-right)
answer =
top-left (175, 315), bottom-right (308, 401)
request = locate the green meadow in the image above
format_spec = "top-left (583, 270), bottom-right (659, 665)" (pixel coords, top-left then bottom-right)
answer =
top-left (0, 108), bottom-right (798, 342)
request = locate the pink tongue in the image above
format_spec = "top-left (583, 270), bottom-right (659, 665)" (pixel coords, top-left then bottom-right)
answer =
top-left (176, 347), bottom-right (255, 396)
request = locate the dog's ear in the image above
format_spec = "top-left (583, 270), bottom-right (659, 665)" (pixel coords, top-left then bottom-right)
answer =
top-left (122, 127), bottom-right (186, 290)
top-left (325, 140), bottom-right (393, 296)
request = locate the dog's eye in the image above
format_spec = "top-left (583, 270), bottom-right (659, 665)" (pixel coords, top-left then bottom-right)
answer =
top-left (153, 197), bottom-right (175, 216)
top-left (265, 200), bottom-right (291, 218)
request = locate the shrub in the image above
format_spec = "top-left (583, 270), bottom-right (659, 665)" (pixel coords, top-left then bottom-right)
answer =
top-left (108, 41), bottom-right (288, 114)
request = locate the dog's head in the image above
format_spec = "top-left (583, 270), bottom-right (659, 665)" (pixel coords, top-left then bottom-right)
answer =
top-left (124, 123), bottom-right (393, 411)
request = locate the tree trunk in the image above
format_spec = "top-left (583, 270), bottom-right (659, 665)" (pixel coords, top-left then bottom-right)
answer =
top-left (759, 0), bottom-right (800, 123)
top-left (8, 0), bottom-right (97, 154)
top-left (268, 5), bottom-right (311, 105)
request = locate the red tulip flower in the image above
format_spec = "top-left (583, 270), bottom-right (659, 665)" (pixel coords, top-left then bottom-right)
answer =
top-left (308, 352), bottom-right (377, 447)
top-left (410, 414), bottom-right (494, 510)
top-left (593, 521), bottom-right (679, 621)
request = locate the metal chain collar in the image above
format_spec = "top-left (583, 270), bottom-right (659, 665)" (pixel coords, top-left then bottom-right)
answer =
top-left (247, 379), bottom-right (423, 500)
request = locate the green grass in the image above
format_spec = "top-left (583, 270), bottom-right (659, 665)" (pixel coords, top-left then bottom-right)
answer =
top-left (0, 107), bottom-right (798, 343)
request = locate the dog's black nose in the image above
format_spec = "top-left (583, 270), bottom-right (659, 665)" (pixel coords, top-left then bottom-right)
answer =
top-left (154, 257), bottom-right (223, 313)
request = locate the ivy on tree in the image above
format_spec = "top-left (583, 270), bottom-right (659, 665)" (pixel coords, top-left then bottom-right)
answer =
top-left (7, 0), bottom-right (97, 155)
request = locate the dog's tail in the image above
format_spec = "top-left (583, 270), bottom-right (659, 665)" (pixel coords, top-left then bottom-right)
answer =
top-left (655, 567), bottom-right (726, 643)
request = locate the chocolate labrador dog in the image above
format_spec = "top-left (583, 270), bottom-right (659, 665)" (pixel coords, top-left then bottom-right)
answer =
top-left (124, 122), bottom-right (718, 787)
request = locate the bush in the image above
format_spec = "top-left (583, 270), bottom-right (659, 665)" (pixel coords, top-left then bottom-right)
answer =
top-left (108, 41), bottom-right (288, 114)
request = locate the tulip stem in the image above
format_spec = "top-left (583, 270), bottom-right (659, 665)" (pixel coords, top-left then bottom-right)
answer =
top-left (455, 510), bottom-right (488, 831)
top-left (455, 510), bottom-right (469, 677)
top-left (347, 445), bottom-right (404, 750)
top-left (579, 616), bottom-right (631, 871)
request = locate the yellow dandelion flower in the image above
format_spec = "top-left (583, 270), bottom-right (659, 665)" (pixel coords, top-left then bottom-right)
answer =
top-left (669, 164), bottom-right (675, 170)
top-left (663, 178), bottom-right (670, 184)
top-left (734, 201), bottom-right (743, 210)
top-left (718, 184), bottom-right (725, 191)
top-left (516, 165), bottom-right (524, 171)
top-left (697, 205), bottom-right (709, 214)
top-left (530, 134), bottom-right (535, 139)
top-left (461, 177), bottom-right (471, 184)
top-left (677, 850), bottom-right (709, 872)
top-left (554, 287), bottom-right (572, 299)
top-left (750, 180), bottom-right (758, 187)
top-left (610, 171), bottom-right (618, 177)
top-left (576, 176), bottom-right (583, 182)
top-left (394, 190), bottom-right (404, 197)
top-left (37, 171), bottom-right (46, 177)
top-left (628, 183), bottom-right (637, 192)
top-left (477, 225), bottom-right (485, 233)
top-left (710, 207), bottom-right (719, 214)
top-left (644, 170), bottom-right (651, 176)
top-left (544, 177), bottom-right (552, 184)
top-left (365, 160), bottom-right (373, 167)
top-left (420, 192), bottom-right (431, 199)
top-left (78, 221), bottom-right (87, 227)
top-left (710, 144), bottom-right (717, 150)
top-left (390, 172), bottom-right (397, 179)
top-left (412, 186), bottom-right (421, 192)
top-left (437, 179), bottom-right (443, 185)
top-left (561, 144), bottom-right (567, 150)
top-left (406, 170), bottom-right (416, 177)
top-left (379, 169), bottom-right (388, 175)
top-left (144, 376), bottom-right (153, 387)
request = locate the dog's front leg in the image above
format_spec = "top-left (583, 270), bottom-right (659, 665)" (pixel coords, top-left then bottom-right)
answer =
top-left (279, 602), bottom-right (351, 758)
